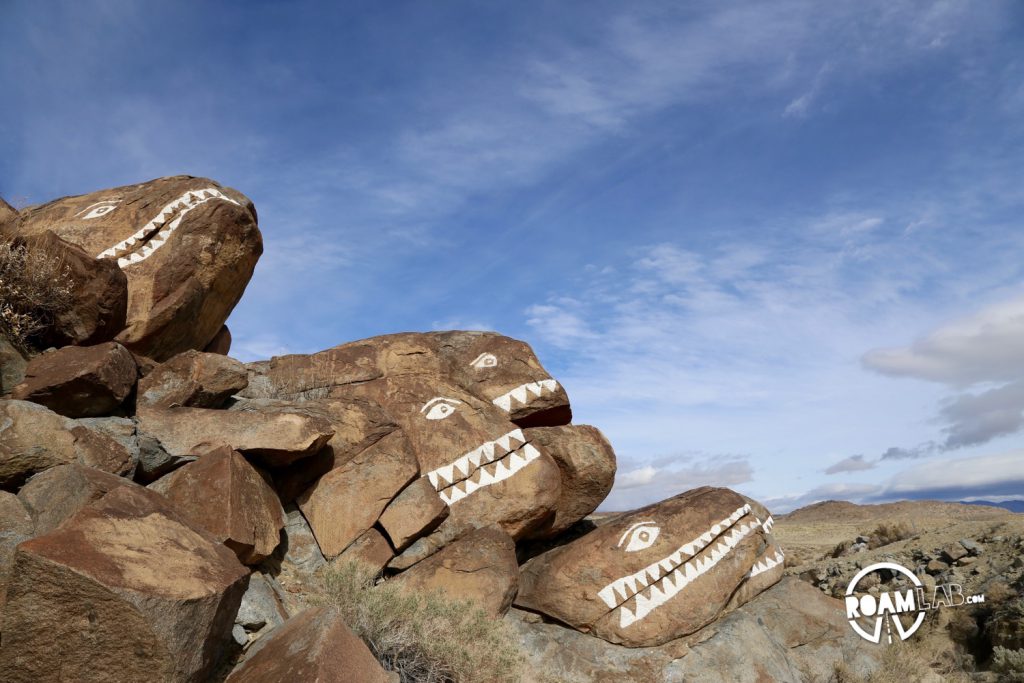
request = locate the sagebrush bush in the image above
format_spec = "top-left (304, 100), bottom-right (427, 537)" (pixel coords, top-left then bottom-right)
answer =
top-left (992, 647), bottom-right (1024, 681)
top-left (312, 560), bottom-right (524, 683)
top-left (0, 238), bottom-right (73, 352)
top-left (867, 522), bottom-right (914, 549)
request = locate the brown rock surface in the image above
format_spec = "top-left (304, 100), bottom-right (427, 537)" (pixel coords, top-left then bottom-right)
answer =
top-left (0, 399), bottom-right (77, 490)
top-left (17, 463), bottom-right (134, 535)
top-left (68, 422), bottom-right (137, 477)
top-left (516, 487), bottom-right (777, 647)
top-left (298, 430), bottom-right (418, 558)
top-left (0, 491), bottom-right (32, 611)
top-left (12, 176), bottom-right (263, 361)
top-left (138, 349), bottom-right (248, 409)
top-left (0, 485), bottom-right (249, 681)
top-left (395, 526), bottom-right (518, 617)
top-left (226, 607), bottom-right (392, 683)
top-left (11, 342), bottom-right (137, 417)
top-left (333, 528), bottom-right (395, 574)
top-left (523, 424), bottom-right (616, 539)
top-left (378, 477), bottom-right (449, 551)
top-left (11, 230), bottom-right (127, 347)
top-left (0, 335), bottom-right (27, 394)
top-left (204, 324), bottom-right (232, 355)
top-left (136, 404), bottom-right (334, 467)
top-left (149, 447), bottom-right (285, 564)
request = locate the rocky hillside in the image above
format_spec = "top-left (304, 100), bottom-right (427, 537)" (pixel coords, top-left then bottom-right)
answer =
top-left (0, 177), bottom-right (910, 682)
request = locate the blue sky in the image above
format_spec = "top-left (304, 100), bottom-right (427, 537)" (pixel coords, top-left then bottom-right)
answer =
top-left (3, 1), bottom-right (1023, 512)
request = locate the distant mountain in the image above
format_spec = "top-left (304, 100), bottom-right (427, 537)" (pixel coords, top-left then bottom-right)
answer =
top-left (962, 500), bottom-right (1024, 513)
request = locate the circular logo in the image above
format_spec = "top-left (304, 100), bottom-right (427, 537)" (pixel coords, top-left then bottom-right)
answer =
top-left (845, 562), bottom-right (926, 643)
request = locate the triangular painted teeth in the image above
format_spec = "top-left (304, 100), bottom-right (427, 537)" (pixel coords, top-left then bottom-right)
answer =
top-left (492, 378), bottom-right (560, 411)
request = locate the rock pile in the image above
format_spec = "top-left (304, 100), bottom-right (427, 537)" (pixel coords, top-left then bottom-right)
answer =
top-left (0, 178), bottom-right (883, 682)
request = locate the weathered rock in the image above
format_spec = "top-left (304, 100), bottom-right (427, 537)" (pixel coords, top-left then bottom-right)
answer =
top-left (0, 336), bottom-right (27, 395)
top-left (378, 477), bottom-right (449, 551)
top-left (242, 331), bottom-right (571, 427)
top-left (522, 424), bottom-right (616, 539)
top-left (11, 342), bottom-right (137, 417)
top-left (298, 430), bottom-right (418, 558)
top-left (136, 405), bottom-right (334, 467)
top-left (204, 324), bottom-right (232, 355)
top-left (17, 463), bottom-right (134, 535)
top-left (138, 349), bottom-right (248, 409)
top-left (333, 528), bottom-right (395, 574)
top-left (12, 176), bottom-right (263, 361)
top-left (226, 607), bottom-right (392, 683)
top-left (516, 487), bottom-right (780, 647)
top-left (0, 491), bottom-right (32, 611)
top-left (11, 230), bottom-right (127, 347)
top-left (395, 527), bottom-right (518, 618)
top-left (0, 399), bottom-right (77, 490)
top-left (508, 577), bottom-right (882, 682)
top-left (149, 447), bottom-right (285, 564)
top-left (278, 504), bottom-right (326, 576)
top-left (235, 571), bottom-right (289, 633)
top-left (0, 485), bottom-right (249, 681)
top-left (68, 422), bottom-right (137, 477)
top-left (942, 541), bottom-right (969, 563)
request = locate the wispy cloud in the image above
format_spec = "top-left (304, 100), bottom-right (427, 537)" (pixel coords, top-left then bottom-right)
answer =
top-left (824, 455), bottom-right (875, 475)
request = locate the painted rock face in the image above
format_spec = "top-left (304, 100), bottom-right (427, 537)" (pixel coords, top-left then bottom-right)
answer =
top-left (13, 176), bottom-right (262, 361)
top-left (343, 376), bottom-right (561, 539)
top-left (242, 332), bottom-right (571, 427)
top-left (515, 487), bottom-right (782, 647)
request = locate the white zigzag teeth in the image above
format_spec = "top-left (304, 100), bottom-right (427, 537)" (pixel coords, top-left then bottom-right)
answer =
top-left (426, 432), bottom-right (542, 506)
top-left (492, 378), bottom-right (560, 412)
top-left (748, 549), bottom-right (785, 578)
top-left (96, 187), bottom-right (240, 266)
top-left (597, 503), bottom-right (758, 624)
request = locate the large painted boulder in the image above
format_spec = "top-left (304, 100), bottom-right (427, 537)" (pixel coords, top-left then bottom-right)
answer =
top-left (515, 487), bottom-right (782, 647)
top-left (10, 176), bottom-right (262, 361)
top-left (241, 331), bottom-right (571, 427)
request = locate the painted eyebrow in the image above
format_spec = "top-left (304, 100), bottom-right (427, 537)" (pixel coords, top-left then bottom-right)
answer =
top-left (617, 521), bottom-right (658, 547)
top-left (419, 397), bottom-right (463, 413)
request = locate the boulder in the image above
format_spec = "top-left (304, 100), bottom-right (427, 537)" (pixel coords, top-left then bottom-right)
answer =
top-left (226, 607), bottom-right (392, 683)
top-left (277, 504), bottom-right (327, 576)
top-left (333, 528), bottom-right (395, 574)
top-left (10, 231), bottom-right (127, 347)
top-left (508, 577), bottom-right (882, 682)
top-left (394, 527), bottom-right (518, 618)
top-left (522, 424), bottom-right (616, 539)
top-left (0, 491), bottom-right (32, 611)
top-left (67, 422), bottom-right (137, 477)
top-left (942, 542), bottom-right (968, 563)
top-left (204, 324), bottom-right (232, 355)
top-left (235, 571), bottom-right (289, 641)
top-left (378, 477), bottom-right (449, 551)
top-left (12, 176), bottom-right (263, 361)
top-left (11, 342), bottom-right (137, 417)
top-left (17, 463), bottom-right (134, 535)
top-left (136, 404), bottom-right (334, 467)
top-left (0, 485), bottom-right (249, 681)
top-left (149, 447), bottom-right (285, 564)
top-left (137, 349), bottom-right (248, 409)
top-left (516, 487), bottom-right (780, 647)
top-left (298, 430), bottom-right (418, 559)
top-left (75, 415), bottom-right (181, 482)
top-left (0, 336), bottom-right (26, 395)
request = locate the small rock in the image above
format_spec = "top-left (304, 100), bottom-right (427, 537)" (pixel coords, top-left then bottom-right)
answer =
top-left (137, 349), bottom-right (248, 409)
top-left (926, 559), bottom-right (949, 575)
top-left (958, 538), bottom-right (981, 555)
top-left (11, 342), bottom-right (137, 418)
top-left (232, 624), bottom-right (249, 647)
top-left (236, 571), bottom-right (289, 632)
top-left (378, 477), bottom-right (449, 551)
top-left (279, 505), bottom-right (326, 575)
top-left (956, 556), bottom-right (977, 566)
top-left (941, 542), bottom-right (968, 563)
top-left (333, 528), bottom-right (395, 574)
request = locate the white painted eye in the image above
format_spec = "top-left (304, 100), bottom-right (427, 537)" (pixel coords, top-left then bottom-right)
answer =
top-left (470, 353), bottom-right (498, 369)
top-left (618, 522), bottom-right (660, 552)
top-left (420, 397), bottom-right (462, 420)
top-left (77, 200), bottom-right (120, 220)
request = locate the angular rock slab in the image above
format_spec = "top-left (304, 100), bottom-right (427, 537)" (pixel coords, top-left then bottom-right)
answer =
top-left (203, 324), bottom-right (232, 355)
top-left (149, 447), bottom-right (285, 564)
top-left (516, 487), bottom-right (778, 647)
top-left (10, 230), bottom-right (127, 348)
top-left (333, 528), bottom-right (395, 575)
top-left (394, 526), bottom-right (519, 618)
top-left (226, 607), bottom-right (392, 683)
top-left (0, 486), bottom-right (249, 682)
top-left (242, 331), bottom-right (571, 427)
top-left (298, 430), bottom-right (418, 559)
top-left (12, 176), bottom-right (263, 361)
top-left (0, 491), bottom-right (32, 612)
top-left (0, 336), bottom-right (27, 395)
top-left (11, 342), bottom-right (137, 418)
top-left (0, 399), bottom-right (78, 490)
top-left (378, 476), bottom-right (449, 551)
top-left (17, 463), bottom-right (135, 535)
top-left (137, 349), bottom-right (248, 409)
top-left (136, 405), bottom-right (334, 467)
top-left (523, 424), bottom-right (616, 539)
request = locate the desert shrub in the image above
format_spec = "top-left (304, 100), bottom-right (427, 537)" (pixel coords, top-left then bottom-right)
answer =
top-left (312, 560), bottom-right (523, 683)
top-left (992, 647), bottom-right (1024, 681)
top-left (867, 522), bottom-right (914, 549)
top-left (0, 238), bottom-right (73, 352)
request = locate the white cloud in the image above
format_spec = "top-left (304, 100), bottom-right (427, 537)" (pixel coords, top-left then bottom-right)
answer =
top-left (824, 455), bottom-right (876, 475)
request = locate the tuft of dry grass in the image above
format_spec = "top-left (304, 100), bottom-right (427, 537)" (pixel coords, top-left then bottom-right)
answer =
top-left (992, 647), bottom-right (1024, 681)
top-left (311, 560), bottom-right (524, 683)
top-left (0, 238), bottom-right (73, 353)
top-left (867, 522), bottom-right (915, 549)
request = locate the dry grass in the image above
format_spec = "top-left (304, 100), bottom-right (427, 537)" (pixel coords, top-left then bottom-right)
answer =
top-left (0, 238), bottom-right (73, 352)
top-left (992, 647), bottom-right (1024, 681)
top-left (312, 560), bottom-right (524, 683)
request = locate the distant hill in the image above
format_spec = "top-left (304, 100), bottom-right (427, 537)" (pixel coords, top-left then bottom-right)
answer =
top-left (962, 499), bottom-right (1024, 513)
